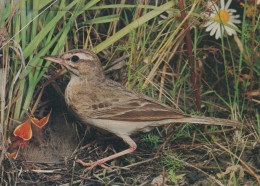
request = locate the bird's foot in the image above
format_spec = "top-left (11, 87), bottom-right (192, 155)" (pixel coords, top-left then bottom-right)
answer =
top-left (76, 159), bottom-right (113, 172)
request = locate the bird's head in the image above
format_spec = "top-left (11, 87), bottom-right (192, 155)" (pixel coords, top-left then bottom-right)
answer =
top-left (41, 49), bottom-right (104, 81)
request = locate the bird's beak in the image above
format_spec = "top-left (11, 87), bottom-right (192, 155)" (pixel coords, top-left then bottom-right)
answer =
top-left (41, 56), bottom-right (67, 65)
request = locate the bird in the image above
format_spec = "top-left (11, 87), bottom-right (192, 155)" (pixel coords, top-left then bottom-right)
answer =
top-left (41, 49), bottom-right (241, 171)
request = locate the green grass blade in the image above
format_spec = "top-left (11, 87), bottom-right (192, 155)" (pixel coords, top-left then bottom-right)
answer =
top-left (92, 1), bottom-right (174, 53)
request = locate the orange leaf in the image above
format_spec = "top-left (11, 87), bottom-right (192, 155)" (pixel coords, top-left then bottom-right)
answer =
top-left (13, 118), bottom-right (32, 141)
top-left (31, 109), bottom-right (52, 129)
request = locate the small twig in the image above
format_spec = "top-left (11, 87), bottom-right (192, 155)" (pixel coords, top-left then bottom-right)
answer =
top-left (92, 156), bottom-right (159, 177)
top-left (31, 169), bottom-right (61, 173)
top-left (214, 141), bottom-right (260, 184)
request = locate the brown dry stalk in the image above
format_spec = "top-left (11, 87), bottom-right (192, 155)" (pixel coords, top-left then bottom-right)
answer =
top-left (158, 63), bottom-right (167, 101)
top-left (178, 0), bottom-right (201, 111)
top-left (249, 2), bottom-right (257, 116)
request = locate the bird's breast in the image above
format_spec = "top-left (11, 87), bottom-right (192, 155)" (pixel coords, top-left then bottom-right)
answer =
top-left (64, 79), bottom-right (92, 116)
top-left (64, 78), bottom-right (111, 119)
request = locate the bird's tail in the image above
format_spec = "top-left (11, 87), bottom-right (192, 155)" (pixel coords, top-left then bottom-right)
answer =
top-left (173, 116), bottom-right (242, 128)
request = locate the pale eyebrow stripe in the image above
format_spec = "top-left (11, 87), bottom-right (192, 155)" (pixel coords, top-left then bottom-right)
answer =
top-left (77, 53), bottom-right (94, 60)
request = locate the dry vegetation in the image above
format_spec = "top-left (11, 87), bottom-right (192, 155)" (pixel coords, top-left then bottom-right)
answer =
top-left (0, 0), bottom-right (259, 185)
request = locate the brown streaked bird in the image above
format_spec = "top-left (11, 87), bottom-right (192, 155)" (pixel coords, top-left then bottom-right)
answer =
top-left (41, 49), bottom-right (241, 171)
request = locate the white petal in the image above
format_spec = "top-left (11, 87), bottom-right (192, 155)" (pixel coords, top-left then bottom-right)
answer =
top-left (227, 29), bottom-right (235, 36)
top-left (224, 25), bottom-right (235, 35)
top-left (230, 18), bottom-right (241, 24)
top-left (231, 29), bottom-right (237, 35)
top-left (210, 23), bottom-right (219, 36)
top-left (228, 22), bottom-right (238, 29)
top-left (220, 0), bottom-right (225, 10)
top-left (232, 14), bottom-right (240, 19)
top-left (215, 25), bottom-right (221, 39)
top-left (228, 9), bottom-right (237, 13)
top-left (225, 0), bottom-right (232, 10)
top-left (204, 21), bottom-right (214, 28)
top-left (206, 22), bottom-right (218, 32)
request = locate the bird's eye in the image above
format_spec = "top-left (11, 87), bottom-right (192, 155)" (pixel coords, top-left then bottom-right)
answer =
top-left (71, 55), bottom-right (79, 62)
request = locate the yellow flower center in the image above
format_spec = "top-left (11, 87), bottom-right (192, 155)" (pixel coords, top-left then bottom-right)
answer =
top-left (215, 10), bottom-right (229, 23)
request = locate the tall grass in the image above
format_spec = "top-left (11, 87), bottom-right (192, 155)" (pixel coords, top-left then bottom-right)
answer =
top-left (0, 0), bottom-right (105, 163)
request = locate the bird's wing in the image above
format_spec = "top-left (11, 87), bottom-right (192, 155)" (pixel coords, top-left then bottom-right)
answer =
top-left (89, 97), bottom-right (189, 121)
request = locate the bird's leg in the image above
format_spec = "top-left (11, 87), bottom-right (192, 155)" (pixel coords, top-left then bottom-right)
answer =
top-left (76, 135), bottom-right (137, 172)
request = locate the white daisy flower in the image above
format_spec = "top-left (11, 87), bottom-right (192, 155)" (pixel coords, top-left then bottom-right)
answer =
top-left (204, 0), bottom-right (241, 40)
